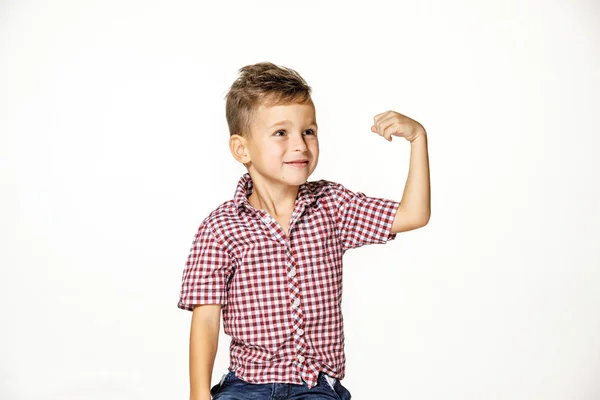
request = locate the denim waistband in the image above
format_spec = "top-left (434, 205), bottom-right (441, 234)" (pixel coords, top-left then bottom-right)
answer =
top-left (222, 370), bottom-right (337, 388)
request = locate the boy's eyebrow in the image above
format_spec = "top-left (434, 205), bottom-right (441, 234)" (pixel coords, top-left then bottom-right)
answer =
top-left (268, 120), bottom-right (318, 129)
top-left (268, 120), bottom-right (290, 128)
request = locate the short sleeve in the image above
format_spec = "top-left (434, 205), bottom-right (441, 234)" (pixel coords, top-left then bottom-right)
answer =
top-left (332, 183), bottom-right (400, 251)
top-left (177, 222), bottom-right (234, 311)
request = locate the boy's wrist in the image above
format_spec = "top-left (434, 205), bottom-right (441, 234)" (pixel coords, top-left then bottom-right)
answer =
top-left (410, 128), bottom-right (427, 144)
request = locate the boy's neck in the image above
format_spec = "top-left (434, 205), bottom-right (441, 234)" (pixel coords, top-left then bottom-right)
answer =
top-left (247, 173), bottom-right (299, 218)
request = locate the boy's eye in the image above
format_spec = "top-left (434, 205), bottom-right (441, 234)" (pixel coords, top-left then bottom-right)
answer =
top-left (273, 129), bottom-right (316, 137)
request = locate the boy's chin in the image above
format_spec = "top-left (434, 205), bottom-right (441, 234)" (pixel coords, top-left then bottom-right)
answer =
top-left (278, 170), bottom-right (314, 185)
top-left (277, 174), bottom-right (310, 186)
top-left (250, 167), bottom-right (315, 186)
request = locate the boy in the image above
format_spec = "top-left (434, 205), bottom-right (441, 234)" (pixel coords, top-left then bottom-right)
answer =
top-left (178, 62), bottom-right (430, 400)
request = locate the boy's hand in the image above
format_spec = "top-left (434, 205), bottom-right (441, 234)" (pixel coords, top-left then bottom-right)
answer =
top-left (371, 110), bottom-right (425, 143)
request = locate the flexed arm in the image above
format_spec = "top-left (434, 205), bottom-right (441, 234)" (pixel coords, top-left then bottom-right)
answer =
top-left (371, 111), bottom-right (431, 233)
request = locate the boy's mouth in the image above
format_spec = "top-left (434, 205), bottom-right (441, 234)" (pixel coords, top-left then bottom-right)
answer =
top-left (284, 160), bottom-right (309, 168)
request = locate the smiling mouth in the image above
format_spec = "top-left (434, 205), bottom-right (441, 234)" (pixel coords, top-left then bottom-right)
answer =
top-left (285, 161), bottom-right (309, 167)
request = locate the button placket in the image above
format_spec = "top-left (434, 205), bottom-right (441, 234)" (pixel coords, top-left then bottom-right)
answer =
top-left (279, 201), bottom-right (311, 379)
top-left (287, 254), bottom-right (306, 364)
top-left (258, 212), bottom-right (288, 244)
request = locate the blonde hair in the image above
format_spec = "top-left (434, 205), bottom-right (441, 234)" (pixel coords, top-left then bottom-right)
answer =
top-left (225, 62), bottom-right (312, 137)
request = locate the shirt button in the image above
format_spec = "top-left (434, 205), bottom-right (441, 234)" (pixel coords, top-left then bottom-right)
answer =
top-left (288, 268), bottom-right (296, 278)
top-left (297, 328), bottom-right (304, 335)
top-left (297, 354), bottom-right (305, 362)
top-left (293, 299), bottom-right (300, 307)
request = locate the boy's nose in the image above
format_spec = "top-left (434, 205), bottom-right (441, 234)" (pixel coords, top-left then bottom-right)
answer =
top-left (290, 134), bottom-right (308, 152)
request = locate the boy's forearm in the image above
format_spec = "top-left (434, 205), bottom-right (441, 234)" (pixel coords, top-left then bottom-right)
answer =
top-left (400, 131), bottom-right (431, 223)
top-left (189, 308), bottom-right (220, 399)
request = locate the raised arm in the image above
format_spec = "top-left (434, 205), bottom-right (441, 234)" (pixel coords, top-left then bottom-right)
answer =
top-left (371, 111), bottom-right (431, 233)
top-left (391, 132), bottom-right (430, 233)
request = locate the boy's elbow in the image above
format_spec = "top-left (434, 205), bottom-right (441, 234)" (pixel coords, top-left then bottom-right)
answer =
top-left (411, 208), bottom-right (430, 229)
top-left (413, 212), bottom-right (430, 230)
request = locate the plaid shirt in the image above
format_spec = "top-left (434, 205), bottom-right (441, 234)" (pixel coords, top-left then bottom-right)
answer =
top-left (178, 173), bottom-right (399, 388)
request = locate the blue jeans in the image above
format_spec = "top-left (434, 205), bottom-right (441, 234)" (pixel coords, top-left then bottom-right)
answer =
top-left (210, 370), bottom-right (352, 399)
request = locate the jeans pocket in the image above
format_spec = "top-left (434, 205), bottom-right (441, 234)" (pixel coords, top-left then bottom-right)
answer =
top-left (209, 382), bottom-right (221, 397)
top-left (333, 380), bottom-right (352, 400)
top-left (210, 371), bottom-right (232, 397)
top-left (319, 374), bottom-right (342, 400)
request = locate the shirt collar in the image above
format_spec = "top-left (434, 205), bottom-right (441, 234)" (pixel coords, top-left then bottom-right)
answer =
top-left (233, 173), bottom-right (320, 212)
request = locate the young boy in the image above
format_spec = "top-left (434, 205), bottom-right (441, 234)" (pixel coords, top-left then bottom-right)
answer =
top-left (178, 62), bottom-right (430, 400)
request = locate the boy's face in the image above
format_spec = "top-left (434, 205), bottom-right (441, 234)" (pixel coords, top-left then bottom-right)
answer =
top-left (242, 100), bottom-right (319, 187)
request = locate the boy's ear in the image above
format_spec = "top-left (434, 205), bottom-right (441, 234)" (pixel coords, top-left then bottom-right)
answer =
top-left (229, 134), bottom-right (251, 164)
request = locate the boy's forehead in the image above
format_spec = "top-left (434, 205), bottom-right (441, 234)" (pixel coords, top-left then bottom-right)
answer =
top-left (253, 101), bottom-right (316, 125)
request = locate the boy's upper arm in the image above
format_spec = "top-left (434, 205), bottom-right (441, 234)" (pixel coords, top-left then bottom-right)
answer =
top-left (178, 221), bottom-right (234, 312)
top-left (331, 182), bottom-right (400, 251)
top-left (192, 304), bottom-right (222, 325)
top-left (390, 203), bottom-right (429, 234)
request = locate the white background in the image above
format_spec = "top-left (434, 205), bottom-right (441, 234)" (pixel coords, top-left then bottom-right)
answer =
top-left (1, 0), bottom-right (599, 399)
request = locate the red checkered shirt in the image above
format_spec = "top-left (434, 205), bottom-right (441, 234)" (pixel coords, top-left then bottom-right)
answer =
top-left (178, 173), bottom-right (399, 388)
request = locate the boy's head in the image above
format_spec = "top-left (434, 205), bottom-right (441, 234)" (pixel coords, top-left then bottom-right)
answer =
top-left (226, 62), bottom-right (319, 187)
